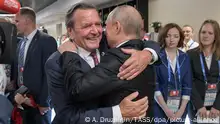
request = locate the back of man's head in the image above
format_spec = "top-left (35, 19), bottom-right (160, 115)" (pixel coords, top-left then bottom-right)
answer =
top-left (107, 5), bottom-right (143, 39)
top-left (19, 7), bottom-right (36, 24)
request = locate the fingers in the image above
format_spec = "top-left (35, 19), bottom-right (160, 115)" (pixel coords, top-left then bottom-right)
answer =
top-left (58, 41), bottom-right (77, 53)
top-left (125, 92), bottom-right (139, 101)
top-left (199, 111), bottom-right (207, 119)
top-left (134, 96), bottom-right (148, 106)
top-left (121, 48), bottom-right (137, 54)
top-left (210, 110), bottom-right (219, 118)
top-left (118, 67), bottom-right (138, 80)
top-left (138, 101), bottom-right (148, 115)
top-left (15, 93), bottom-right (25, 104)
top-left (118, 60), bottom-right (136, 79)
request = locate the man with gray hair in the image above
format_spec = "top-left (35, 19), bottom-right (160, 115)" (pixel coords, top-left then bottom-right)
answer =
top-left (60, 5), bottom-right (158, 123)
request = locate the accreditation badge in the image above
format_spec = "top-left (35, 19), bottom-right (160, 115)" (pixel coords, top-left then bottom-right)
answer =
top-left (167, 90), bottom-right (180, 113)
top-left (204, 83), bottom-right (217, 106)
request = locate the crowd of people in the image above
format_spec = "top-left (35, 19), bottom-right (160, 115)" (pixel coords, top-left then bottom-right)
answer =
top-left (0, 2), bottom-right (219, 124)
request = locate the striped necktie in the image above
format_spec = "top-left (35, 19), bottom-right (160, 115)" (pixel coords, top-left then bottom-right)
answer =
top-left (90, 51), bottom-right (99, 66)
top-left (18, 37), bottom-right (28, 67)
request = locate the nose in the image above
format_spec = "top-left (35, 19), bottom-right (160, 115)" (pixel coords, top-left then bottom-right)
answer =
top-left (90, 25), bottom-right (99, 34)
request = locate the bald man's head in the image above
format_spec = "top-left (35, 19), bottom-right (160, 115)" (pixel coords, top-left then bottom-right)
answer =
top-left (106, 5), bottom-right (143, 39)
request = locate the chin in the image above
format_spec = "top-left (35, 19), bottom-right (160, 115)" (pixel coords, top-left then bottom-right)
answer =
top-left (89, 44), bottom-right (99, 50)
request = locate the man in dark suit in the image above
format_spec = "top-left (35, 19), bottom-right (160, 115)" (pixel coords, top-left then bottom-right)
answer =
top-left (12, 7), bottom-right (57, 124)
top-left (46, 3), bottom-right (159, 124)
top-left (59, 5), bottom-right (159, 123)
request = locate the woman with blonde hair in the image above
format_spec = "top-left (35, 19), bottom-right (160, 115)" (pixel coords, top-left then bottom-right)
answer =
top-left (187, 19), bottom-right (220, 123)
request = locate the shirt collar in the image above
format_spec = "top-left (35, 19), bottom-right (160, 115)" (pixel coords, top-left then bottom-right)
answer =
top-left (116, 40), bottom-right (129, 48)
top-left (26, 29), bottom-right (38, 41)
top-left (77, 45), bottom-right (92, 58)
top-left (186, 39), bottom-right (194, 46)
top-left (76, 45), bottom-right (99, 58)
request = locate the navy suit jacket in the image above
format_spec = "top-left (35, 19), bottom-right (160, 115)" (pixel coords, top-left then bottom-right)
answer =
top-left (14, 30), bottom-right (57, 107)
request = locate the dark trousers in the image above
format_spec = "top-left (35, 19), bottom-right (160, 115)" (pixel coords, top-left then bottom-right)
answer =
top-left (20, 107), bottom-right (51, 124)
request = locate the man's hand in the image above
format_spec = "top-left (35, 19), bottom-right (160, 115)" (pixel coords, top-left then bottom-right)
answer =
top-left (14, 93), bottom-right (28, 105)
top-left (119, 92), bottom-right (148, 119)
top-left (118, 48), bottom-right (152, 80)
top-left (38, 106), bottom-right (51, 115)
top-left (198, 107), bottom-right (208, 119)
top-left (209, 107), bottom-right (219, 118)
top-left (58, 40), bottom-right (77, 54)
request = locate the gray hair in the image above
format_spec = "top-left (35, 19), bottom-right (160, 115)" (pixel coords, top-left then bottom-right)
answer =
top-left (65, 3), bottom-right (97, 29)
top-left (106, 5), bottom-right (142, 39)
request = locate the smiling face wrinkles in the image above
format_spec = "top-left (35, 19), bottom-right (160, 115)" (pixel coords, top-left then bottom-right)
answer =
top-left (70, 9), bottom-right (103, 52)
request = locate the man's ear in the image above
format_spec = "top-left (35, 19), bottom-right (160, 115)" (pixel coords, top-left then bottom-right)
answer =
top-left (114, 21), bottom-right (121, 35)
top-left (67, 27), bottom-right (74, 40)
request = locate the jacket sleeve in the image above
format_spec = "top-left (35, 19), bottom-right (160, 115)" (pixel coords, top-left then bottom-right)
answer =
top-left (187, 50), bottom-right (204, 110)
top-left (143, 40), bottom-right (161, 65)
top-left (39, 36), bottom-right (57, 107)
top-left (55, 106), bottom-right (113, 124)
top-left (61, 51), bottom-right (128, 102)
top-left (45, 56), bottom-right (113, 124)
top-left (155, 66), bottom-right (162, 95)
top-left (181, 55), bottom-right (192, 97)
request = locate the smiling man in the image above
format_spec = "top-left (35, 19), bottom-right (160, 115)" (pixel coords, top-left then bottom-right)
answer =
top-left (46, 3), bottom-right (160, 124)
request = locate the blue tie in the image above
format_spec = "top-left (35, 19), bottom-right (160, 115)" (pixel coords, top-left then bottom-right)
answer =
top-left (18, 37), bottom-right (28, 67)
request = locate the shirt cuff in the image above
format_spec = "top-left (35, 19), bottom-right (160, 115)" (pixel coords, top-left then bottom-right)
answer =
top-left (154, 91), bottom-right (162, 96)
top-left (182, 95), bottom-right (190, 100)
top-left (112, 105), bottom-right (123, 124)
top-left (144, 48), bottom-right (158, 65)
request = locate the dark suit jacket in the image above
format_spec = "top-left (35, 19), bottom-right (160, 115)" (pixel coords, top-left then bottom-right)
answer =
top-left (187, 47), bottom-right (220, 110)
top-left (46, 38), bottom-right (160, 124)
top-left (13, 30), bottom-right (57, 107)
top-left (0, 95), bottom-right (13, 124)
top-left (62, 39), bottom-right (157, 122)
top-left (45, 51), bottom-right (113, 124)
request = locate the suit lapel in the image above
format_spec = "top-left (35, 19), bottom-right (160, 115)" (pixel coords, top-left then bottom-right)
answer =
top-left (24, 30), bottom-right (40, 68)
top-left (209, 53), bottom-right (218, 74)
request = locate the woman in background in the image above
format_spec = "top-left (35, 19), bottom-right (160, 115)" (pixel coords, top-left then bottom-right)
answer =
top-left (154, 23), bottom-right (192, 123)
top-left (187, 19), bottom-right (220, 123)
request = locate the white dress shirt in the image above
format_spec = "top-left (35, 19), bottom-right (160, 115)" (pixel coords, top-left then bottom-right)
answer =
top-left (23, 29), bottom-right (38, 64)
top-left (205, 54), bottom-right (212, 70)
top-left (180, 39), bottom-right (199, 52)
top-left (0, 65), bottom-right (7, 95)
top-left (154, 50), bottom-right (190, 100)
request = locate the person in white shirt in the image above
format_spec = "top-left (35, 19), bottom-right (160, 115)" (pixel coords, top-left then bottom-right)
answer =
top-left (180, 25), bottom-right (199, 52)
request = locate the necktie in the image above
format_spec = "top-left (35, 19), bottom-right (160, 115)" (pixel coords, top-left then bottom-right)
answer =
top-left (90, 51), bottom-right (99, 66)
top-left (19, 37), bottom-right (28, 67)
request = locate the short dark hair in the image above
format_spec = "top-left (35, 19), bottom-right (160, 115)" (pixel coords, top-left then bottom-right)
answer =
top-left (19, 7), bottom-right (36, 23)
top-left (65, 3), bottom-right (97, 28)
top-left (158, 23), bottom-right (184, 48)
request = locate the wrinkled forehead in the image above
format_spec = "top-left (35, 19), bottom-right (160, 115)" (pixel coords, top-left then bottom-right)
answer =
top-left (73, 9), bottom-right (101, 25)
